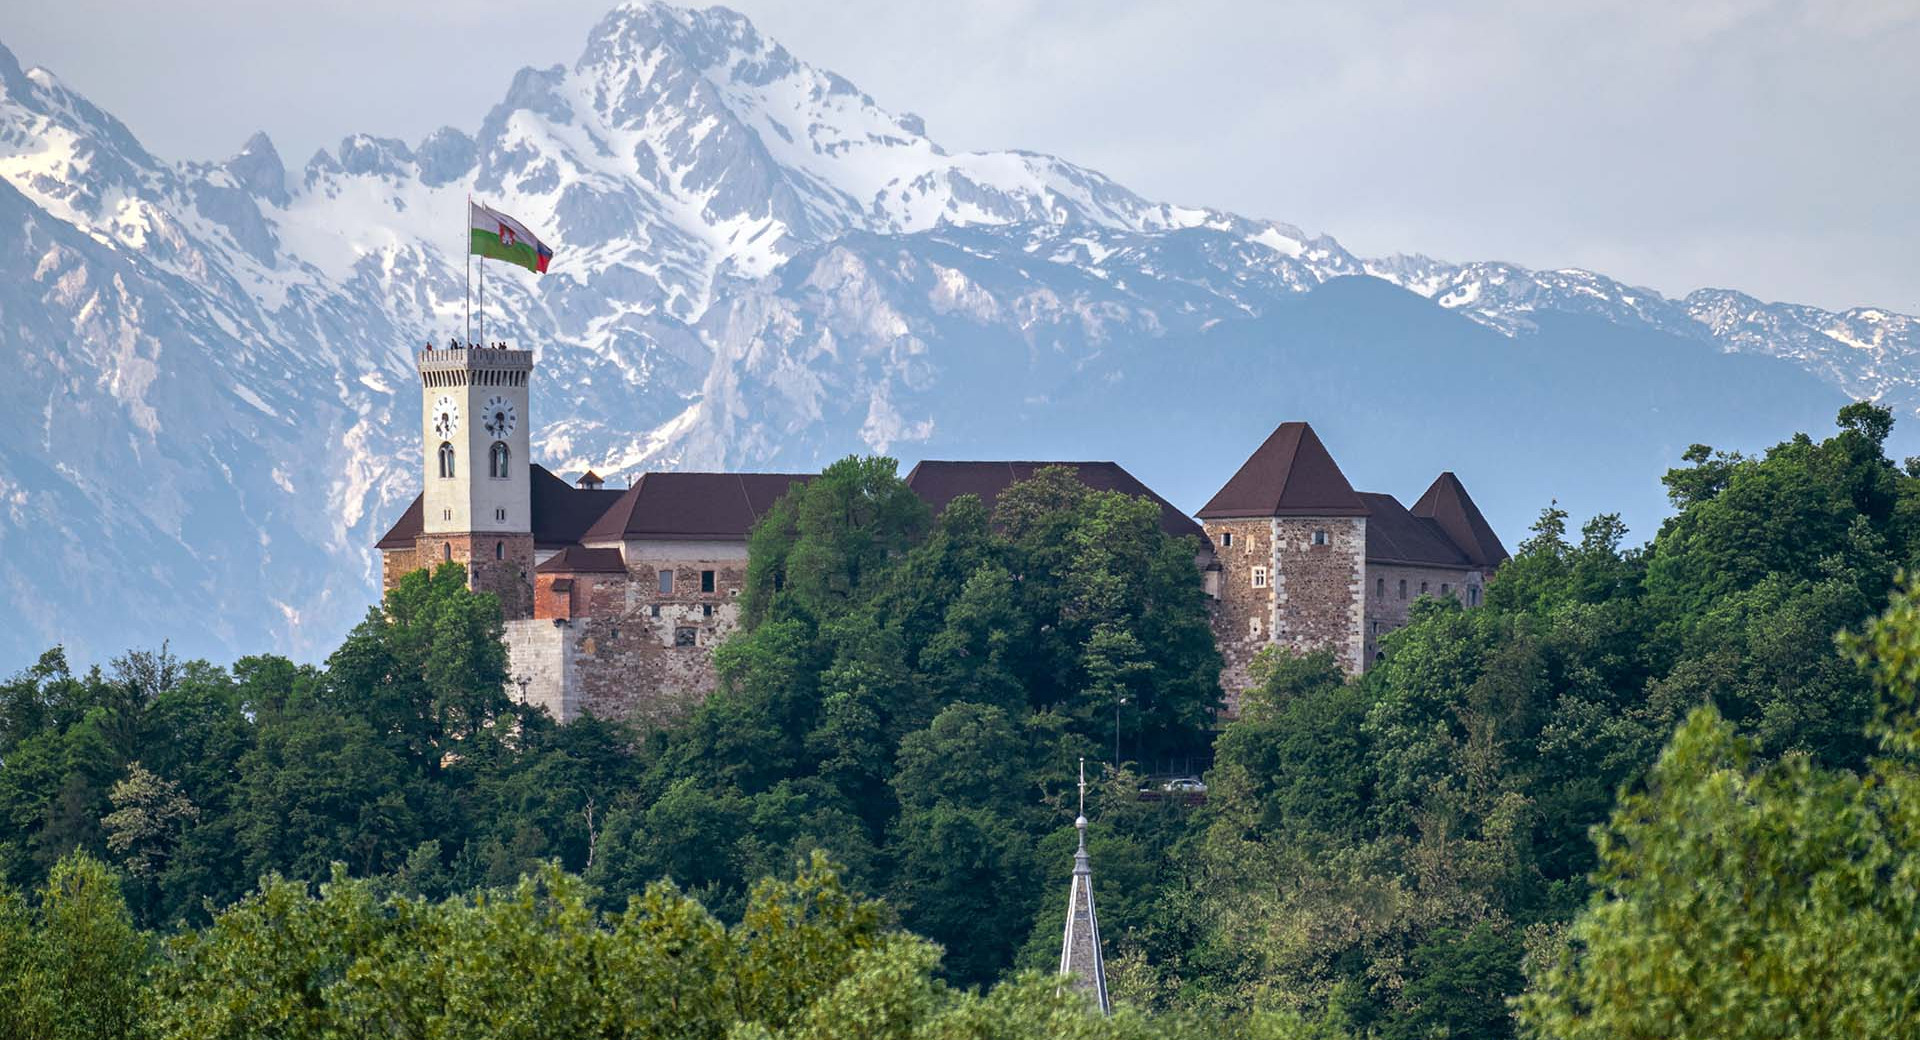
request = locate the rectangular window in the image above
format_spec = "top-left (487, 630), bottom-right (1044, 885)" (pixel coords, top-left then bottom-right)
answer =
top-left (1469, 585), bottom-right (1481, 606)
top-left (674, 627), bottom-right (697, 647)
top-left (701, 569), bottom-right (716, 593)
top-left (1220, 531), bottom-right (1233, 548)
top-left (1252, 566), bottom-right (1268, 589)
top-left (1441, 583), bottom-right (1451, 597)
top-left (649, 604), bottom-right (660, 618)
top-left (1376, 577), bottom-right (1385, 598)
top-left (657, 569), bottom-right (673, 595)
top-left (702, 603), bottom-right (714, 618)
top-left (1421, 581), bottom-right (1429, 595)
top-left (1312, 529), bottom-right (1328, 546)
top-left (1398, 579), bottom-right (1407, 600)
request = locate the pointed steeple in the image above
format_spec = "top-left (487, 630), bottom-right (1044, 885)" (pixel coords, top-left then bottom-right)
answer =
top-left (1058, 758), bottom-right (1111, 1014)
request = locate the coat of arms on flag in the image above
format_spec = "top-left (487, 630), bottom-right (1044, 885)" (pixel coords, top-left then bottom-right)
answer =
top-left (469, 201), bottom-right (552, 274)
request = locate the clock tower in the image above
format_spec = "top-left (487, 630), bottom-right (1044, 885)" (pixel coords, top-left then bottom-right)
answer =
top-left (416, 345), bottom-right (536, 619)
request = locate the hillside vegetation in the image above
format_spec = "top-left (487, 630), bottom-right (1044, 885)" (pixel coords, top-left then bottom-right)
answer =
top-left (6, 404), bottom-right (1920, 1037)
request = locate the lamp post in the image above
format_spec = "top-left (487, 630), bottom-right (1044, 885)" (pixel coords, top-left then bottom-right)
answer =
top-left (514, 675), bottom-right (531, 703)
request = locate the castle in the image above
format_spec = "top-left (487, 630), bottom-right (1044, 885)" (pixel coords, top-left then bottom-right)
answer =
top-left (377, 346), bottom-right (1507, 721)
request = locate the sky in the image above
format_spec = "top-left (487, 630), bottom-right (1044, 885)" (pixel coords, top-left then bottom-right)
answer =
top-left (5, 0), bottom-right (1916, 314)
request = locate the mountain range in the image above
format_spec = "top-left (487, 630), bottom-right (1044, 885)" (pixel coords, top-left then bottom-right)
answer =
top-left (1, 1), bottom-right (1914, 669)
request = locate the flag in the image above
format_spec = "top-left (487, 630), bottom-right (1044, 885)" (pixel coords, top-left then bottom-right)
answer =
top-left (469, 201), bottom-right (553, 274)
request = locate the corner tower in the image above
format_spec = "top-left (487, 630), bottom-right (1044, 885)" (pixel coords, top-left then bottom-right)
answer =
top-left (1198, 421), bottom-right (1368, 701)
top-left (417, 346), bottom-right (536, 619)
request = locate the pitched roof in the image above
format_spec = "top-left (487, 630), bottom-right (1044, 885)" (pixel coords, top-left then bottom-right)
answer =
top-left (903, 460), bottom-right (1205, 542)
top-left (535, 545), bottom-right (627, 574)
top-left (1357, 492), bottom-right (1472, 567)
top-left (581, 472), bottom-right (813, 543)
top-left (1197, 422), bottom-right (1368, 518)
top-left (374, 464), bottom-right (625, 551)
top-left (1411, 472), bottom-right (1509, 567)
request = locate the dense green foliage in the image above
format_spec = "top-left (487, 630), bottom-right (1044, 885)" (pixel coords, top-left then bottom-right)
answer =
top-left (6, 408), bottom-right (1920, 1038)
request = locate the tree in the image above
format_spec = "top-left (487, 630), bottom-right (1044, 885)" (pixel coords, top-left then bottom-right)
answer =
top-left (1519, 575), bottom-right (1920, 1039)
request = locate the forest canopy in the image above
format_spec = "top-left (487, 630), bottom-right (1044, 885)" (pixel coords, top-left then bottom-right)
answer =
top-left (5, 405), bottom-right (1920, 1038)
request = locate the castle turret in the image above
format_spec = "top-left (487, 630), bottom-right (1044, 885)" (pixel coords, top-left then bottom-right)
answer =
top-left (1198, 421), bottom-right (1369, 700)
top-left (416, 346), bottom-right (536, 618)
top-left (1059, 758), bottom-right (1110, 1015)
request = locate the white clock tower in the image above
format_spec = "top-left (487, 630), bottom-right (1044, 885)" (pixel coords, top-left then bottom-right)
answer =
top-left (416, 345), bottom-right (536, 618)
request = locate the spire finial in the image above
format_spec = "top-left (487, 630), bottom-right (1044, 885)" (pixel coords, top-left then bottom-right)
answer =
top-left (1075, 757), bottom-right (1088, 847)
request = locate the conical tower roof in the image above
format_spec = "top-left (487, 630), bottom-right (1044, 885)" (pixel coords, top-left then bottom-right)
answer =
top-left (1058, 759), bottom-right (1110, 1014)
top-left (1197, 421), bottom-right (1368, 518)
top-left (1411, 471), bottom-right (1508, 567)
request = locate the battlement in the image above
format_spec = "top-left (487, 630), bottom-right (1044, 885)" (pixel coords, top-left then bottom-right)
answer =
top-left (418, 347), bottom-right (533, 387)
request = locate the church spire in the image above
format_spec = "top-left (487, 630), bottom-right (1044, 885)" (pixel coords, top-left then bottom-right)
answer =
top-left (1058, 757), bottom-right (1110, 1014)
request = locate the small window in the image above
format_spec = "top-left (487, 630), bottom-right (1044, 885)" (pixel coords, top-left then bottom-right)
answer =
top-left (1251, 566), bottom-right (1268, 589)
top-left (609, 627), bottom-right (619, 641)
top-left (1376, 577), bottom-right (1385, 598)
top-left (1469, 584), bottom-right (1481, 606)
top-left (489, 441), bottom-right (510, 479)
top-left (1220, 531), bottom-right (1232, 548)
top-left (442, 542), bottom-right (452, 562)
top-left (1421, 581), bottom-right (1430, 595)
top-left (438, 442), bottom-right (455, 479)
top-left (1441, 583), bottom-right (1451, 597)
top-left (649, 604), bottom-right (660, 618)
top-left (495, 508), bottom-right (506, 522)
top-left (674, 627), bottom-right (697, 647)
top-left (1312, 529), bottom-right (1328, 546)
top-left (702, 603), bottom-right (714, 618)
top-left (1398, 579), bottom-right (1407, 600)
top-left (494, 542), bottom-right (504, 560)
top-left (701, 569), bottom-right (715, 593)
top-left (657, 569), bottom-right (673, 595)
top-left (442, 508), bottom-right (453, 521)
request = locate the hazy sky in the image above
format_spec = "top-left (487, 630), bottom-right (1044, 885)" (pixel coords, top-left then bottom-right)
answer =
top-left (6, 0), bottom-right (1916, 313)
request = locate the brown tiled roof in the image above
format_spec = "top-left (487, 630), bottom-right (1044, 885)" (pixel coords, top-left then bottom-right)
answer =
top-left (535, 545), bottom-right (627, 574)
top-left (1412, 472), bottom-right (1509, 567)
top-left (1357, 492), bottom-right (1472, 567)
top-left (581, 472), bottom-right (814, 543)
top-left (375, 495), bottom-right (424, 550)
top-left (1197, 422), bottom-right (1368, 518)
top-left (373, 465), bottom-right (626, 552)
top-left (903, 460), bottom-right (1205, 541)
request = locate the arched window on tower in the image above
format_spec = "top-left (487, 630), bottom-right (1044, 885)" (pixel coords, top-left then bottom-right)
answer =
top-left (489, 441), bottom-right (510, 479)
top-left (438, 441), bottom-right (456, 478)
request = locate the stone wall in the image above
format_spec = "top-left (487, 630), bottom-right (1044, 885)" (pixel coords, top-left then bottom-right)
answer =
top-left (1205, 516), bottom-right (1367, 712)
top-left (1270, 517), bottom-right (1367, 677)
top-left (1203, 517), bottom-right (1279, 707)
top-left (1362, 563), bottom-right (1487, 661)
top-left (503, 617), bottom-right (575, 721)
top-left (408, 533), bottom-right (536, 620)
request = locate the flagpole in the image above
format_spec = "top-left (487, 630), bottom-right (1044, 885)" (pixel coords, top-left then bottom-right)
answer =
top-left (464, 193), bottom-right (472, 345)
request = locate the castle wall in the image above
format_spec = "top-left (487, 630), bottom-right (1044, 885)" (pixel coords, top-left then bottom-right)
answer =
top-left (1362, 563), bottom-right (1487, 661)
top-left (408, 533), bottom-right (536, 620)
top-left (504, 617), bottom-right (575, 720)
top-left (1205, 516), bottom-right (1367, 711)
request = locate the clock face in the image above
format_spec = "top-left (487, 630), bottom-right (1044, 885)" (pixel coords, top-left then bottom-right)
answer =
top-left (432, 394), bottom-right (460, 439)
top-left (482, 396), bottom-right (517, 438)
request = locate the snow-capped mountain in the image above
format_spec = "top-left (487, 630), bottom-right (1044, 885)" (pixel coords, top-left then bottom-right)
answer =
top-left (0, 1), bottom-right (1911, 668)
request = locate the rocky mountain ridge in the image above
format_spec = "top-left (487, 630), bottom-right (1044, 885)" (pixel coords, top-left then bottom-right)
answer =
top-left (0, 1), bottom-right (1910, 666)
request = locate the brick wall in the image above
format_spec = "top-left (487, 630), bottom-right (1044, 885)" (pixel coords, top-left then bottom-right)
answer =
top-left (1204, 518), bottom-right (1278, 708)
